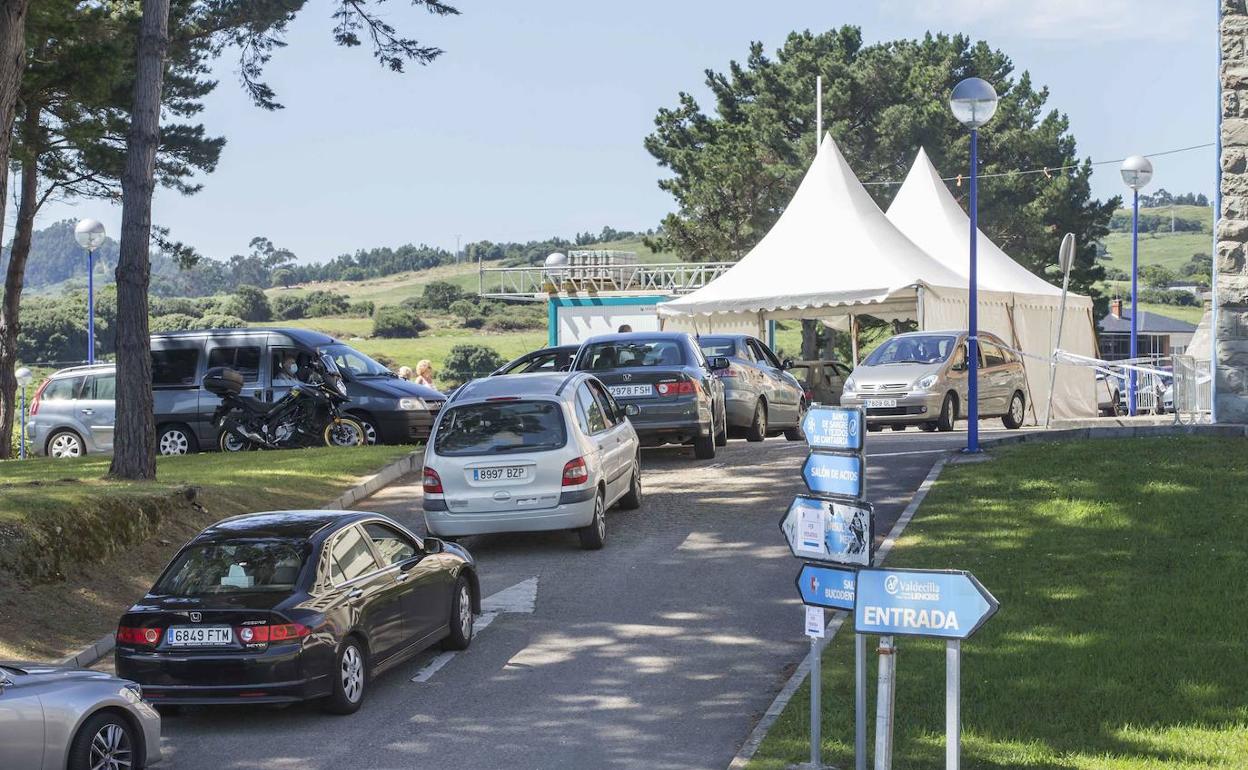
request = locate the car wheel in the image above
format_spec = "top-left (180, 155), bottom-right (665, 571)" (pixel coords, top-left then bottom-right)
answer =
top-left (158, 424), bottom-right (196, 455)
top-left (441, 575), bottom-right (475, 651)
top-left (714, 403), bottom-right (728, 446)
top-left (891, 424), bottom-right (906, 431)
top-left (350, 413), bottom-right (379, 445)
top-left (693, 410), bottom-right (717, 459)
top-left (618, 454), bottom-right (642, 510)
top-left (745, 401), bottom-right (767, 442)
top-left (1002, 391), bottom-right (1025, 430)
top-left (67, 710), bottom-right (139, 770)
top-left (48, 430), bottom-right (84, 459)
top-left (937, 393), bottom-right (957, 432)
top-left (323, 637), bottom-right (368, 714)
top-left (784, 401), bottom-right (807, 441)
top-left (577, 490), bottom-right (607, 550)
top-left (866, 423), bottom-right (884, 433)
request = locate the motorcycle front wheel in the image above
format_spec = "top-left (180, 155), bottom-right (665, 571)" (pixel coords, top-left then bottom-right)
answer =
top-left (324, 418), bottom-right (366, 448)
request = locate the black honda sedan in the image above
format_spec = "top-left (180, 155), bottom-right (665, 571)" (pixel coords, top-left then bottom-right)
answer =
top-left (115, 510), bottom-right (480, 714)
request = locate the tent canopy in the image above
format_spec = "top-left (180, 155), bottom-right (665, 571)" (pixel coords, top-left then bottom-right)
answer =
top-left (657, 134), bottom-right (964, 319)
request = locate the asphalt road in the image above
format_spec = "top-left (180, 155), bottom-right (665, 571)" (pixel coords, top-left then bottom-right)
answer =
top-left (158, 426), bottom-right (1017, 770)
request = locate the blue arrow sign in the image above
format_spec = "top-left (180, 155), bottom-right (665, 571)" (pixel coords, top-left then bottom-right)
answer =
top-left (854, 568), bottom-right (998, 640)
top-left (796, 563), bottom-right (858, 611)
top-left (779, 496), bottom-right (874, 566)
top-left (803, 406), bottom-right (864, 452)
top-left (802, 452), bottom-right (864, 499)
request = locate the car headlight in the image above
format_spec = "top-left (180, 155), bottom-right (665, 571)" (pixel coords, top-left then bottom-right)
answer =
top-left (914, 374), bottom-right (938, 391)
top-left (398, 398), bottom-right (427, 411)
top-left (843, 376), bottom-right (856, 393)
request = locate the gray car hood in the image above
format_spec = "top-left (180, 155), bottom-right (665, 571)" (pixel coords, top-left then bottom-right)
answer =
top-left (1, 661), bottom-right (116, 686)
top-left (851, 361), bottom-right (943, 385)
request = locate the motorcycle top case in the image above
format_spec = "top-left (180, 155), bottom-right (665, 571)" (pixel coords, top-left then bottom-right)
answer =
top-left (203, 367), bottom-right (244, 397)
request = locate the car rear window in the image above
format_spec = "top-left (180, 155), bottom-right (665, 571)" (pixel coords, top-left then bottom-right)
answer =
top-left (578, 339), bottom-right (686, 370)
top-left (153, 538), bottom-right (308, 596)
top-left (42, 376), bottom-right (83, 401)
top-left (434, 400), bottom-right (567, 456)
top-left (698, 337), bottom-right (736, 358)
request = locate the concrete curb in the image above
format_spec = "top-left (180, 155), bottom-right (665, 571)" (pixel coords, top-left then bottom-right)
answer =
top-left (322, 447), bottom-right (425, 510)
top-left (727, 456), bottom-right (951, 770)
top-left (980, 422), bottom-right (1247, 450)
top-left (63, 448), bottom-right (427, 671)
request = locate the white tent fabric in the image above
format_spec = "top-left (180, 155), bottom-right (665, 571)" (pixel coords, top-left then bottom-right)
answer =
top-left (657, 134), bottom-right (966, 321)
top-left (657, 135), bottom-right (1098, 421)
top-left (885, 148), bottom-right (1098, 421)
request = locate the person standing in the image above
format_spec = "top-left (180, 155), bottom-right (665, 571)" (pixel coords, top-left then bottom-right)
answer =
top-left (414, 359), bottom-right (435, 387)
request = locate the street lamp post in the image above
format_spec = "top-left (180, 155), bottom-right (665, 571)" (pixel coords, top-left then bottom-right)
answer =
top-left (15, 366), bottom-right (32, 460)
top-left (74, 219), bottom-right (106, 364)
top-left (950, 77), bottom-right (999, 453)
top-left (1120, 155), bottom-right (1154, 416)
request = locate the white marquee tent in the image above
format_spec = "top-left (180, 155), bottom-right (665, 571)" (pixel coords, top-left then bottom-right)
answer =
top-left (657, 135), bottom-right (1098, 421)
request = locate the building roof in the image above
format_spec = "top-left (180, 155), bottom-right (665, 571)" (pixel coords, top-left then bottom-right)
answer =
top-left (1099, 310), bottom-right (1197, 334)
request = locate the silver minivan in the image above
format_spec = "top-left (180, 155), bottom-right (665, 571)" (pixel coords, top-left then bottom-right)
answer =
top-left (840, 330), bottom-right (1027, 432)
top-left (25, 364), bottom-right (120, 457)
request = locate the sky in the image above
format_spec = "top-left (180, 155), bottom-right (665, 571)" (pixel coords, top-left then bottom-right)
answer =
top-left (30, 0), bottom-right (1215, 264)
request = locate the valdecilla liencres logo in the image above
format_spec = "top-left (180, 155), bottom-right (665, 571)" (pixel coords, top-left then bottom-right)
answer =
top-left (884, 575), bottom-right (900, 595)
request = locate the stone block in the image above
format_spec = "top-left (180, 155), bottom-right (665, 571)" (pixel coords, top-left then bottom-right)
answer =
top-left (1223, 194), bottom-right (1248, 220)
top-left (1225, 0), bottom-right (1247, 16)
top-left (1217, 218), bottom-right (1248, 240)
top-left (1225, 65), bottom-right (1248, 89)
top-left (1217, 273), bottom-right (1248, 303)
top-left (1223, 118), bottom-right (1248, 147)
top-left (1224, 149), bottom-right (1248, 174)
top-left (1217, 239), bottom-right (1247, 273)
top-left (1217, 393), bottom-right (1248, 423)
top-left (1223, 174), bottom-right (1248, 197)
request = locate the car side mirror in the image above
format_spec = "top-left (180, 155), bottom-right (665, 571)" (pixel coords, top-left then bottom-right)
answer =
top-left (709, 356), bottom-right (730, 371)
top-left (424, 537), bottom-right (444, 555)
top-left (781, 358), bottom-right (794, 370)
top-left (623, 403), bottom-right (640, 417)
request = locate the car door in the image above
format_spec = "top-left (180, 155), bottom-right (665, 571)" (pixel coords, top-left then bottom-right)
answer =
top-left (363, 522), bottom-right (450, 645)
top-left (588, 380), bottom-right (632, 502)
top-left (574, 382), bottom-right (615, 495)
top-left (749, 338), bottom-right (798, 426)
top-left (329, 525), bottom-right (407, 662)
top-left (0, 670), bottom-right (44, 770)
top-left (151, 344), bottom-right (206, 448)
top-left (978, 340), bottom-right (1009, 415)
top-left (78, 372), bottom-right (116, 451)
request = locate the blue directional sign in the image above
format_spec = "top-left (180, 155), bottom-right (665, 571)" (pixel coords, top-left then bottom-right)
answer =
top-left (854, 568), bottom-right (998, 640)
top-left (796, 563), bottom-right (858, 611)
top-left (801, 452), bottom-right (864, 499)
top-left (779, 496), bottom-right (873, 566)
top-left (803, 406), bottom-right (864, 452)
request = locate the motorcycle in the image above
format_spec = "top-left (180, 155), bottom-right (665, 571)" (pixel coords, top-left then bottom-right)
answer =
top-left (207, 355), bottom-right (366, 452)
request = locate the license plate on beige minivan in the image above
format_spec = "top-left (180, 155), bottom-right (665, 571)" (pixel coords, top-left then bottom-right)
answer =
top-left (865, 398), bottom-right (897, 408)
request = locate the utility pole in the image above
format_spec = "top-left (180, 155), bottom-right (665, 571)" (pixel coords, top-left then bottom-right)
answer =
top-left (456, 234), bottom-right (462, 264)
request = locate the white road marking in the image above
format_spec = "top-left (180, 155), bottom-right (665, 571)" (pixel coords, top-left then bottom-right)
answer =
top-left (410, 578), bottom-right (534, 683)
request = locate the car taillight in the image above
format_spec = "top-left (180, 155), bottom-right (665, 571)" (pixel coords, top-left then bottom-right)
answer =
top-left (422, 467), bottom-right (443, 494)
top-left (717, 366), bottom-right (740, 378)
top-left (656, 380), bottom-right (695, 396)
top-left (236, 623), bottom-right (311, 644)
top-left (804, 389), bottom-right (814, 402)
top-left (117, 626), bottom-right (162, 647)
top-left (562, 457), bottom-right (589, 486)
top-left (28, 378), bottom-right (50, 415)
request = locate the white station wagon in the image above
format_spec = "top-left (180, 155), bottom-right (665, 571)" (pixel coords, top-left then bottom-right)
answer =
top-left (422, 372), bottom-right (642, 549)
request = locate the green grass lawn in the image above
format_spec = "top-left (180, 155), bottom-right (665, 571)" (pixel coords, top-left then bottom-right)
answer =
top-left (749, 436), bottom-right (1248, 769)
top-left (1102, 231), bottom-right (1211, 273)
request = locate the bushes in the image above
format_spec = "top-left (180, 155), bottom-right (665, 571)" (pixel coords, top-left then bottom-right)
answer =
top-left (373, 305), bottom-right (428, 338)
top-left (198, 313), bottom-right (248, 329)
top-left (272, 294), bottom-right (307, 320)
top-left (349, 300), bottom-right (375, 317)
top-left (150, 297), bottom-right (200, 317)
top-left (422, 280), bottom-right (463, 311)
top-left (304, 290), bottom-right (351, 317)
top-left (226, 285), bottom-right (271, 322)
top-left (150, 313), bottom-right (202, 332)
top-left (485, 316), bottom-right (542, 332)
top-left (1136, 288), bottom-right (1199, 307)
top-left (442, 344), bottom-right (505, 386)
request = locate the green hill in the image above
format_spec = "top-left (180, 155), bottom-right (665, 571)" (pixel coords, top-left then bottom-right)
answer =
top-left (1101, 205), bottom-right (1212, 273)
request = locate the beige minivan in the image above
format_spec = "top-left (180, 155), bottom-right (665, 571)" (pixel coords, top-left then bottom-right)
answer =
top-left (840, 330), bottom-right (1027, 432)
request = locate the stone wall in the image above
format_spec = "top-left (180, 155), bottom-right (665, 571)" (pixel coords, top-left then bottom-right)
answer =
top-left (1219, 0), bottom-right (1248, 421)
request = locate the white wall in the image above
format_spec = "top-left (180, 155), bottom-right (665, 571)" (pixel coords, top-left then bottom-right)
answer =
top-left (557, 303), bottom-right (661, 344)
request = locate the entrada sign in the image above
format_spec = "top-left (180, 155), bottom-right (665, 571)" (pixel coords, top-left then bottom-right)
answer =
top-left (802, 406), bottom-right (864, 452)
top-left (796, 563), bottom-right (857, 611)
top-left (854, 568), bottom-right (998, 640)
top-left (779, 495), bottom-right (874, 566)
top-left (801, 452), bottom-right (864, 499)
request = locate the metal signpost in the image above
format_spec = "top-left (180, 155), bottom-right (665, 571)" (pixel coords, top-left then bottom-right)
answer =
top-left (855, 568), bottom-right (998, 770)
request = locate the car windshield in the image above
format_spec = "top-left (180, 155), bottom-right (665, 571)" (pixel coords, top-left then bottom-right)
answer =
top-left (435, 400), bottom-right (567, 456)
top-left (319, 344), bottom-right (392, 378)
top-left (863, 335), bottom-right (957, 366)
top-left (578, 339), bottom-right (686, 370)
top-left (153, 538), bottom-right (309, 596)
top-left (698, 337), bottom-right (736, 358)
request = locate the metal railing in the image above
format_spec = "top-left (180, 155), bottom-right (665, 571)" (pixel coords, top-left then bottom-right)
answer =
top-left (478, 261), bottom-right (735, 298)
top-left (1171, 354), bottom-right (1212, 424)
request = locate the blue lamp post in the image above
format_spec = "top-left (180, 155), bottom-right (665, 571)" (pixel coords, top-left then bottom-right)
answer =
top-left (15, 366), bottom-right (32, 459)
top-left (950, 77), bottom-right (999, 453)
top-left (74, 219), bottom-right (106, 364)
top-left (1120, 155), bottom-right (1154, 416)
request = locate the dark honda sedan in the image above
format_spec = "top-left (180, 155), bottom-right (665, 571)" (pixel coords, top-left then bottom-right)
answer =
top-left (572, 332), bottom-right (727, 459)
top-left (115, 510), bottom-right (480, 715)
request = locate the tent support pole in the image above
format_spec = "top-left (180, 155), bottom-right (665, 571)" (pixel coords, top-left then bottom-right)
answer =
top-left (851, 314), bottom-right (860, 367)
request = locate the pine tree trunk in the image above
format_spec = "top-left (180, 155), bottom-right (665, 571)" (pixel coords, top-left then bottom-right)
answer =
top-left (109, 0), bottom-right (170, 480)
top-left (0, 0), bottom-right (29, 460)
top-left (0, 109), bottom-right (42, 458)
